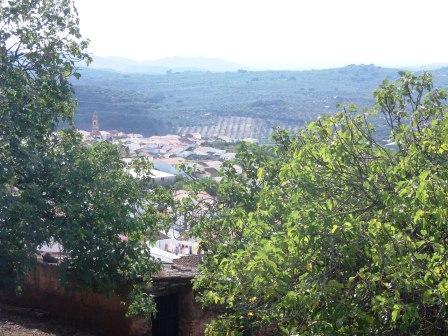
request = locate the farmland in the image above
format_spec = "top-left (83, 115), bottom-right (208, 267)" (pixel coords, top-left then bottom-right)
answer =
top-left (73, 65), bottom-right (448, 139)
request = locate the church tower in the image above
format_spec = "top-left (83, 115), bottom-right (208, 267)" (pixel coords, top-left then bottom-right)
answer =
top-left (91, 112), bottom-right (100, 137)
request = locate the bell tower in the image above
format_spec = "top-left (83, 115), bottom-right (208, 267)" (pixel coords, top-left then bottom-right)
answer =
top-left (91, 112), bottom-right (100, 137)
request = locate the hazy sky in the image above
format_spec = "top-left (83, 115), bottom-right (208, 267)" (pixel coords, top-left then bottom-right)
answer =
top-left (75, 0), bottom-right (448, 69)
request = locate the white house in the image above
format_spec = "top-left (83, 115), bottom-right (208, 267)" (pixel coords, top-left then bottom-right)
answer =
top-left (124, 158), bottom-right (177, 185)
top-left (149, 169), bottom-right (176, 185)
top-left (149, 246), bottom-right (181, 264)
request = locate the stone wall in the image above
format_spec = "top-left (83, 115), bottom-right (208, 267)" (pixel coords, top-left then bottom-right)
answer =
top-left (0, 261), bottom-right (139, 335)
top-left (0, 261), bottom-right (215, 336)
top-left (178, 287), bottom-right (215, 336)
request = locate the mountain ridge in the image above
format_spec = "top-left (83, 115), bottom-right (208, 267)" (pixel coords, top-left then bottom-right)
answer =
top-left (90, 56), bottom-right (245, 74)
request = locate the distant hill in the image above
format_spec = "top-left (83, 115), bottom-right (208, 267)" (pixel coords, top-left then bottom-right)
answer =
top-left (72, 64), bottom-right (448, 138)
top-left (90, 56), bottom-right (244, 74)
top-left (403, 63), bottom-right (448, 71)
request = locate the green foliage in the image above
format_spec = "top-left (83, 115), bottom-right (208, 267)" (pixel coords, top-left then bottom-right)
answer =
top-left (0, 0), bottom-right (168, 318)
top-left (46, 132), bottom-right (167, 311)
top-left (1, 0), bottom-right (90, 288)
top-left (192, 72), bottom-right (448, 335)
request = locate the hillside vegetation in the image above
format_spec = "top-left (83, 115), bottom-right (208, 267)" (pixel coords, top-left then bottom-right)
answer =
top-left (73, 65), bottom-right (448, 137)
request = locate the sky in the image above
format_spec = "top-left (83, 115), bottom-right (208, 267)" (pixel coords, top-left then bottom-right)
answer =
top-left (75, 0), bottom-right (448, 70)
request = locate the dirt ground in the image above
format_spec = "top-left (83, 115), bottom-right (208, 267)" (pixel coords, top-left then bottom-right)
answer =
top-left (0, 304), bottom-right (96, 336)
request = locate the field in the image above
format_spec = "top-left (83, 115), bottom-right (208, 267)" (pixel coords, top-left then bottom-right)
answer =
top-left (177, 116), bottom-right (300, 140)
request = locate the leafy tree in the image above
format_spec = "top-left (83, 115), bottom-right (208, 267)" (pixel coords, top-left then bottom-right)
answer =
top-left (1, 0), bottom-right (90, 289)
top-left (191, 73), bottom-right (448, 335)
top-left (0, 0), bottom-right (168, 317)
top-left (46, 132), bottom-right (171, 316)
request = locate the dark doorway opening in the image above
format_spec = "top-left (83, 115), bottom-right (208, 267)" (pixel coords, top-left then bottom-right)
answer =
top-left (151, 294), bottom-right (179, 336)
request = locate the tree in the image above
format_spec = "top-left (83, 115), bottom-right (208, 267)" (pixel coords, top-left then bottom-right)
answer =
top-left (0, 0), bottom-right (168, 317)
top-left (191, 72), bottom-right (448, 335)
top-left (1, 0), bottom-right (89, 289)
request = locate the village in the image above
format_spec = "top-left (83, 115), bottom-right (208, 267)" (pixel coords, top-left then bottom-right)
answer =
top-left (71, 113), bottom-right (248, 265)
top-left (79, 113), bottom-right (248, 184)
